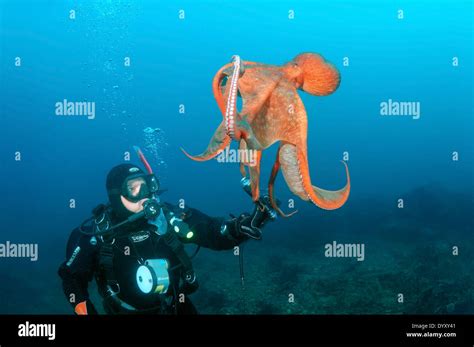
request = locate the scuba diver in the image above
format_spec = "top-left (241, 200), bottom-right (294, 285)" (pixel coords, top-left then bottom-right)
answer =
top-left (58, 147), bottom-right (276, 315)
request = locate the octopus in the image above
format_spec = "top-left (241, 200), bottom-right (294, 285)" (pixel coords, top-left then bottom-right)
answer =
top-left (182, 53), bottom-right (350, 216)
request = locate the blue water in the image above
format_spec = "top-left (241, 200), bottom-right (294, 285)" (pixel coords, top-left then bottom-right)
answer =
top-left (0, 0), bottom-right (472, 314)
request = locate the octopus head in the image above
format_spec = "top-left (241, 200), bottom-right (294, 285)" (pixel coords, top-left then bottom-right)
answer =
top-left (284, 53), bottom-right (340, 96)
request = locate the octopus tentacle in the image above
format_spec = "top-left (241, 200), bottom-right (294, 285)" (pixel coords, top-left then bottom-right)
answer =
top-left (224, 55), bottom-right (242, 139)
top-left (237, 140), bottom-right (262, 201)
top-left (239, 163), bottom-right (247, 178)
top-left (212, 62), bottom-right (234, 116)
top-left (247, 149), bottom-right (262, 201)
top-left (239, 140), bottom-right (249, 178)
top-left (212, 60), bottom-right (258, 118)
top-left (181, 122), bottom-right (230, 162)
top-left (182, 58), bottom-right (257, 163)
top-left (279, 143), bottom-right (350, 210)
top-left (268, 146), bottom-right (299, 217)
top-left (236, 118), bottom-right (264, 150)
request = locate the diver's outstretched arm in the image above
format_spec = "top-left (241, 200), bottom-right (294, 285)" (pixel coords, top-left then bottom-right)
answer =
top-left (171, 205), bottom-right (245, 250)
top-left (172, 202), bottom-right (273, 250)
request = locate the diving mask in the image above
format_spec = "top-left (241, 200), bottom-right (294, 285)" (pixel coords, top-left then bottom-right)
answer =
top-left (121, 173), bottom-right (160, 203)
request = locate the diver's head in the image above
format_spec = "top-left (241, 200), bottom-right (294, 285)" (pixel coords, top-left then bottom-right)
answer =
top-left (284, 53), bottom-right (340, 96)
top-left (106, 164), bottom-right (159, 220)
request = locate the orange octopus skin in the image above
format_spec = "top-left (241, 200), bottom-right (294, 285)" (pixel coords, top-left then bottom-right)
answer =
top-left (182, 53), bottom-right (350, 215)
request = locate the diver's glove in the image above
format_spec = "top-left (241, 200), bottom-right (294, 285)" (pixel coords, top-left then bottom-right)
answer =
top-left (222, 194), bottom-right (276, 241)
top-left (74, 300), bottom-right (97, 315)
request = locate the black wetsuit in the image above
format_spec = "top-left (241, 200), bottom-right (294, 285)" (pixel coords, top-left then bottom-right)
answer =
top-left (58, 202), bottom-right (246, 315)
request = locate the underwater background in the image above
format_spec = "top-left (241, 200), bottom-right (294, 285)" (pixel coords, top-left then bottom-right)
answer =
top-left (0, 0), bottom-right (472, 314)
